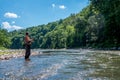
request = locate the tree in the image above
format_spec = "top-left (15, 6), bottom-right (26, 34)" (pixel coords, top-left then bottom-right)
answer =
top-left (0, 29), bottom-right (11, 48)
top-left (73, 18), bottom-right (88, 47)
top-left (90, 0), bottom-right (120, 49)
top-left (87, 14), bottom-right (105, 47)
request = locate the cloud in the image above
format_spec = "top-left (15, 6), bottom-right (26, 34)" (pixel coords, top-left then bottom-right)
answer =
top-left (2, 22), bottom-right (22, 30)
top-left (4, 12), bottom-right (19, 18)
top-left (51, 4), bottom-right (66, 10)
top-left (12, 21), bottom-right (15, 24)
top-left (2, 22), bottom-right (11, 29)
top-left (12, 25), bottom-right (22, 30)
top-left (59, 5), bottom-right (66, 9)
top-left (52, 4), bottom-right (56, 8)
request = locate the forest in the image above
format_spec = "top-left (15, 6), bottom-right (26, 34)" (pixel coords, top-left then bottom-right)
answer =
top-left (0, 0), bottom-right (120, 49)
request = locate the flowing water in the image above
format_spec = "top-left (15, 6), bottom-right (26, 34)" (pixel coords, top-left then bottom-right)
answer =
top-left (0, 49), bottom-right (120, 80)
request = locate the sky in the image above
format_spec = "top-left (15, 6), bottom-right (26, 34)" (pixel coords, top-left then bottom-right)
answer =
top-left (0, 0), bottom-right (89, 31)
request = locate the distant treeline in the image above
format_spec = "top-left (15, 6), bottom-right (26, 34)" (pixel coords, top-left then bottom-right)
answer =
top-left (0, 0), bottom-right (120, 49)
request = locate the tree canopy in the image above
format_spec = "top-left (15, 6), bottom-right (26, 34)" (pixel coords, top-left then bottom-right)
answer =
top-left (0, 28), bottom-right (11, 49)
top-left (90, 0), bottom-right (120, 49)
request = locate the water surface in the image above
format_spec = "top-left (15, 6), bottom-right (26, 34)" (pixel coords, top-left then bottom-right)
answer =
top-left (0, 49), bottom-right (120, 80)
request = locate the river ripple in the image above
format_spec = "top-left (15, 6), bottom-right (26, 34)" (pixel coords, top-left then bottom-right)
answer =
top-left (0, 49), bottom-right (120, 80)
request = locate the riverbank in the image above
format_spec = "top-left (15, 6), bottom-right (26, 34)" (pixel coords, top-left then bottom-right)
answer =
top-left (0, 49), bottom-right (120, 60)
top-left (0, 49), bottom-right (40, 60)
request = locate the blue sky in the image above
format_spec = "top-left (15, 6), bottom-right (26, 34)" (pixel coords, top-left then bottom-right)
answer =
top-left (0, 0), bottom-right (89, 31)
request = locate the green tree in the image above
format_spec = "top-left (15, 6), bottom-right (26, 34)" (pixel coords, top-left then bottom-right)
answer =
top-left (73, 18), bottom-right (88, 47)
top-left (90, 0), bottom-right (120, 49)
top-left (0, 29), bottom-right (11, 48)
top-left (87, 14), bottom-right (105, 47)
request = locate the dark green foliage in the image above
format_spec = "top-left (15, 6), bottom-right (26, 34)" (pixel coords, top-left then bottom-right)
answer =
top-left (73, 18), bottom-right (88, 47)
top-left (0, 28), bottom-right (11, 48)
top-left (90, 0), bottom-right (120, 49)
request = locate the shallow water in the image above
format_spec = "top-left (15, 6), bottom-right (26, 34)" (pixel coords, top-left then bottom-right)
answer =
top-left (0, 49), bottom-right (120, 80)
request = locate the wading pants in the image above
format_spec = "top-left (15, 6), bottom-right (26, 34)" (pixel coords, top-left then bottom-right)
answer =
top-left (25, 45), bottom-right (31, 59)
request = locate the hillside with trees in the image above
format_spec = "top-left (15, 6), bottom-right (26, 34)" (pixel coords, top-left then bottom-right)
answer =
top-left (0, 0), bottom-right (120, 49)
top-left (9, 5), bottom-right (105, 49)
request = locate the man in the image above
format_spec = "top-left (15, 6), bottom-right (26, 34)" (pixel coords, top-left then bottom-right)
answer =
top-left (24, 32), bottom-right (33, 61)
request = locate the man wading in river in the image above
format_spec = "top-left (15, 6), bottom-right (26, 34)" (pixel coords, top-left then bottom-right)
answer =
top-left (24, 32), bottom-right (33, 61)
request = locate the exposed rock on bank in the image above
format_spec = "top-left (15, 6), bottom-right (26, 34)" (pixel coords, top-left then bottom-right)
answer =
top-left (0, 49), bottom-right (40, 60)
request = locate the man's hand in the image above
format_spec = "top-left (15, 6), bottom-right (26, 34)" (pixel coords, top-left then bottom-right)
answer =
top-left (30, 39), bottom-right (34, 42)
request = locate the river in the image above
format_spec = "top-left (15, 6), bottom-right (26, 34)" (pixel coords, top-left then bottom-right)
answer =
top-left (0, 49), bottom-right (120, 80)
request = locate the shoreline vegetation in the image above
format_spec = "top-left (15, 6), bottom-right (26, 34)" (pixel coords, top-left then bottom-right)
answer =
top-left (0, 49), bottom-right (120, 60)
